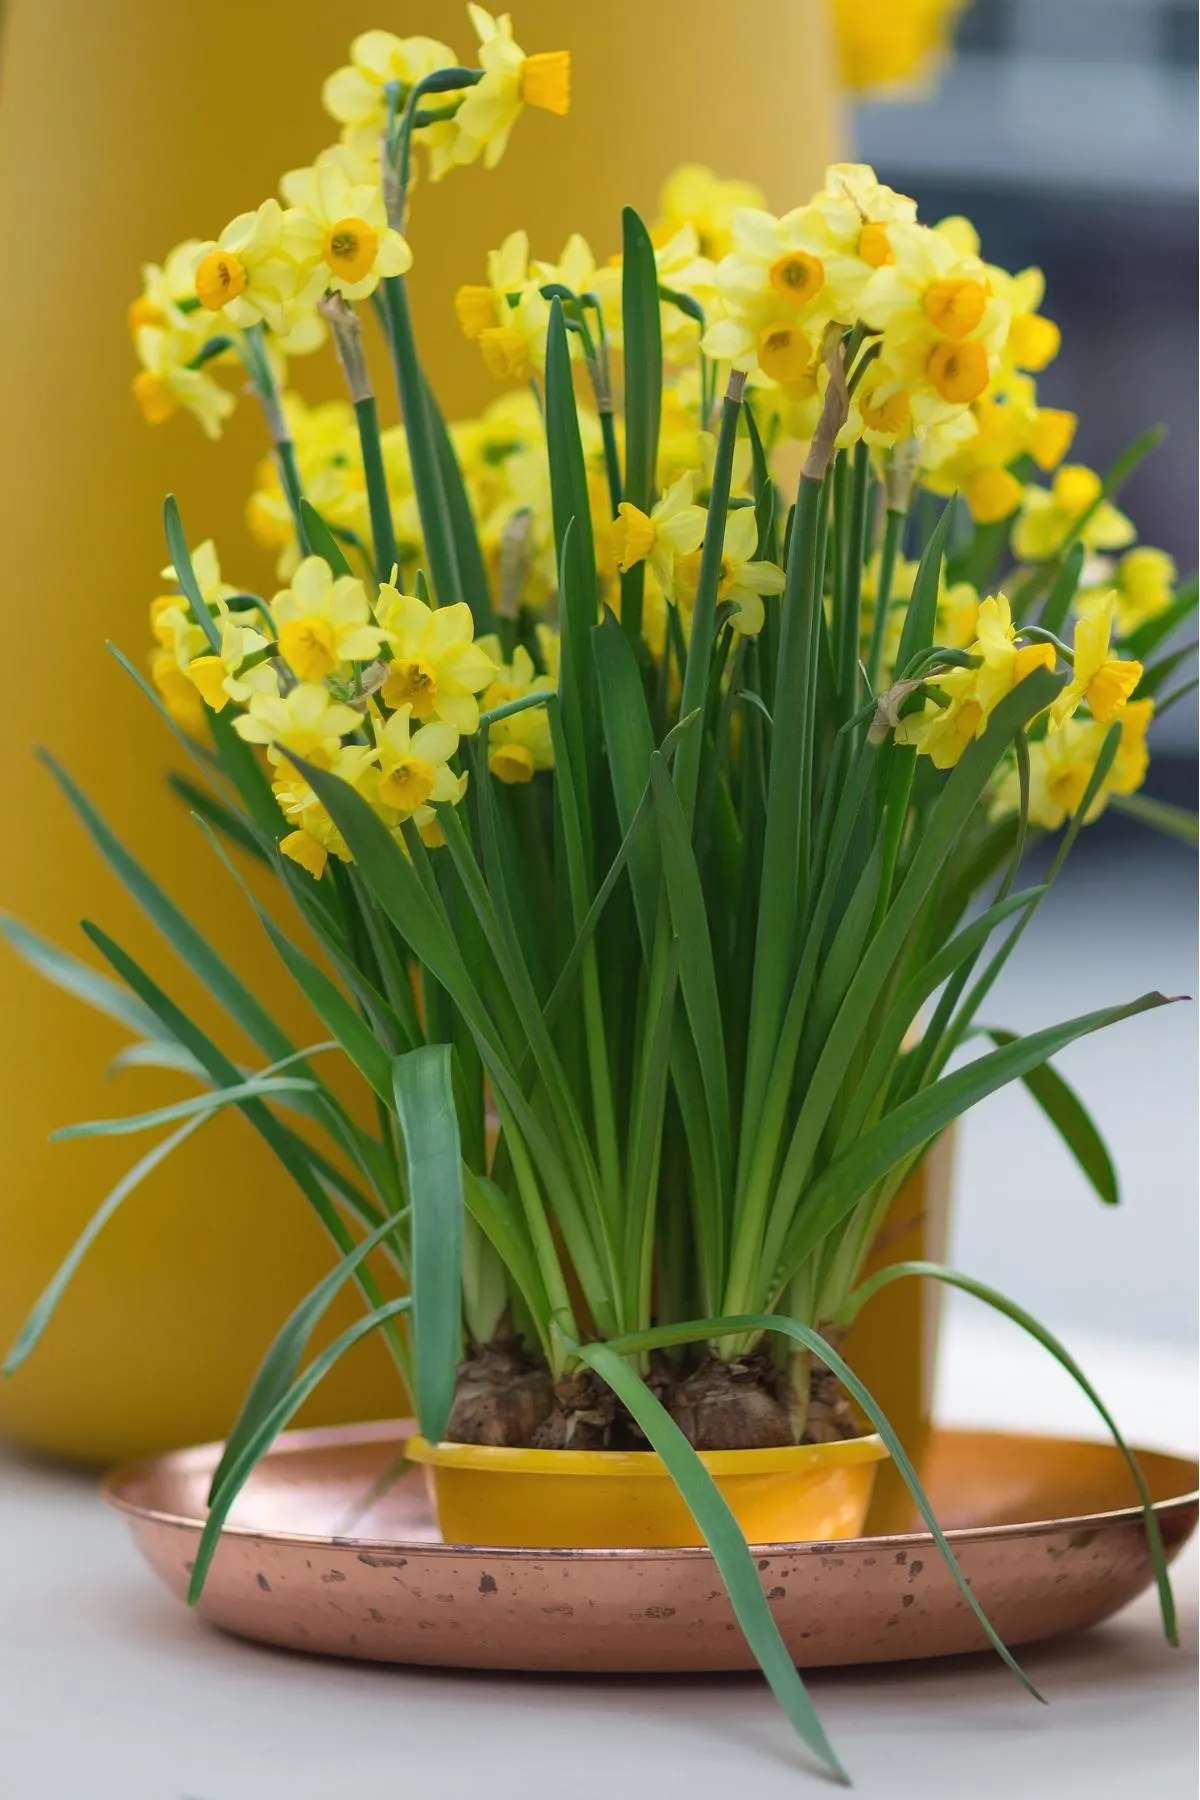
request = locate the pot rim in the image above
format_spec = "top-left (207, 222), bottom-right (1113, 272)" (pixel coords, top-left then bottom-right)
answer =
top-left (405, 1431), bottom-right (888, 1478)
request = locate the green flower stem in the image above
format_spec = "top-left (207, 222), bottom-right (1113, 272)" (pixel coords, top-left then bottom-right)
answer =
top-left (673, 369), bottom-right (745, 826)
top-left (240, 323), bottom-right (309, 555)
top-left (354, 396), bottom-right (398, 581)
top-left (380, 274), bottom-right (460, 604)
top-left (866, 504), bottom-right (905, 692)
top-left (839, 441), bottom-right (872, 701)
top-left (738, 473), bottom-right (825, 1174)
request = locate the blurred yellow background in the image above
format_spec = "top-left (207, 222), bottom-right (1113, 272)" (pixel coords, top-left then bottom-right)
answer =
top-left (0, 0), bottom-right (844, 1463)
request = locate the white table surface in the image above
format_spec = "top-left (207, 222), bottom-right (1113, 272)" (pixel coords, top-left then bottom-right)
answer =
top-left (1, 1307), bottom-right (1196, 1800)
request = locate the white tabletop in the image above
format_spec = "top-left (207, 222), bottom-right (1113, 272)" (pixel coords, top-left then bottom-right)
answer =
top-left (1, 1306), bottom-right (1195, 1800)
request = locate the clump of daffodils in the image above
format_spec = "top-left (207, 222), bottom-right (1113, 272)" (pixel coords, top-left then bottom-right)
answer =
top-left (137, 15), bottom-right (1179, 859)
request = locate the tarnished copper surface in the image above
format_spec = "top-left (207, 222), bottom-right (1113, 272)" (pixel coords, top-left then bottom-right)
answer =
top-left (103, 1422), bottom-right (1197, 1673)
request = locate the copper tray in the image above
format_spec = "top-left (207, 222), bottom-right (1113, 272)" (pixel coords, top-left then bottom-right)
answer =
top-left (103, 1421), bottom-right (1197, 1673)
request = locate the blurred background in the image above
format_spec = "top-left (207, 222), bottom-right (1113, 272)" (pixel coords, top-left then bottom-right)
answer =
top-left (855, 0), bottom-right (1198, 1350)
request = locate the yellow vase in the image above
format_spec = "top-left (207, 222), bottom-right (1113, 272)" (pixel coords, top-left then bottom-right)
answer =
top-left (406, 1432), bottom-right (887, 1550)
top-left (0, 1), bottom-right (845, 1465)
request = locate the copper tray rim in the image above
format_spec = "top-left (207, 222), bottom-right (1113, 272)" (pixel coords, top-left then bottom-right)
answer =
top-left (102, 1417), bottom-right (1200, 1558)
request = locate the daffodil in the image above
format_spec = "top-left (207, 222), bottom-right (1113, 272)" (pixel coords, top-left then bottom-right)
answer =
top-left (675, 507), bottom-right (784, 637)
top-left (859, 218), bottom-right (1010, 423)
top-left (235, 681), bottom-right (363, 766)
top-left (322, 30), bottom-right (461, 165)
top-left (897, 594), bottom-right (1057, 767)
top-left (273, 744), bottom-right (376, 879)
top-left (371, 704), bottom-right (466, 821)
top-left (441, 7), bottom-right (571, 176)
top-left (192, 200), bottom-right (301, 335)
top-left (1076, 546), bottom-right (1176, 638)
top-left (375, 586), bottom-right (496, 731)
top-left (281, 163), bottom-right (411, 302)
top-left (1052, 594), bottom-right (1143, 728)
top-left (132, 322), bottom-right (235, 440)
top-left (475, 638), bottom-right (555, 783)
top-left (272, 557), bottom-right (384, 682)
top-left (185, 619), bottom-right (278, 712)
top-left (151, 541), bottom-right (239, 666)
top-left (655, 165), bottom-right (768, 262)
top-left (454, 230), bottom-right (555, 380)
top-left (703, 204), bottom-right (862, 380)
top-left (1011, 465), bottom-right (1135, 564)
top-left (149, 652), bottom-right (207, 737)
top-left (992, 699), bottom-right (1153, 830)
top-left (610, 473), bottom-right (707, 600)
top-left (919, 373), bottom-right (1077, 522)
top-left (833, 0), bottom-right (966, 93)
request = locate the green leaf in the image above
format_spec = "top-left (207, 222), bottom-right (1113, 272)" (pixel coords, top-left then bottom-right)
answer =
top-left (591, 609), bottom-right (660, 949)
top-left (190, 1295), bottom-right (411, 1603)
top-left (1110, 792), bottom-right (1198, 844)
top-left (836, 887), bottom-right (1045, 1148)
top-left (980, 1027), bottom-right (1119, 1205)
top-left (166, 773), bottom-right (273, 865)
top-left (50, 1070), bottom-right (319, 1140)
top-left (895, 500), bottom-right (955, 676)
top-left (208, 1203), bottom-right (410, 1505)
top-left (576, 1340), bottom-right (849, 1786)
top-left (1135, 640), bottom-right (1198, 701)
top-left (545, 300), bottom-right (599, 760)
top-left (463, 1168), bottom-right (551, 1351)
top-left (1125, 577), bottom-right (1198, 661)
top-left (844, 1262), bottom-right (1179, 1645)
top-left (392, 1045), bottom-right (463, 1444)
top-left (4, 1117), bottom-right (207, 1375)
top-left (163, 495), bottom-right (221, 652)
top-left (779, 989), bottom-right (1178, 1284)
top-left (618, 206), bottom-right (662, 645)
top-left (41, 752), bottom-right (295, 1064)
top-left (598, 1314), bottom-right (1043, 1706)
top-left (1036, 540), bottom-right (1085, 637)
top-left (299, 499), bottom-right (354, 576)
top-left (422, 371), bottom-right (497, 630)
top-left (0, 914), bottom-right (161, 1040)
top-left (651, 754), bottom-right (731, 1190)
top-left (196, 819), bottom-right (398, 1100)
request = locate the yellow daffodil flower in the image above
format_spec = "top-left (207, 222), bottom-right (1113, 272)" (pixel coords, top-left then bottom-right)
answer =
top-left (1076, 546), bottom-right (1177, 637)
top-left (322, 30), bottom-right (461, 166)
top-left (441, 7), bottom-right (570, 176)
top-left (1051, 594), bottom-right (1143, 728)
top-left (149, 652), bottom-right (207, 737)
top-left (235, 681), bottom-right (363, 766)
top-left (372, 704), bottom-right (466, 821)
top-left (610, 473), bottom-right (707, 600)
top-left (833, 0), bottom-right (965, 94)
top-left (192, 200), bottom-right (301, 335)
top-left (274, 744), bottom-right (375, 879)
top-left (920, 372), bottom-right (1077, 523)
top-left (475, 637), bottom-right (555, 783)
top-left (1011, 464), bottom-right (1135, 564)
top-left (859, 219), bottom-right (1010, 424)
top-left (992, 698), bottom-right (1153, 830)
top-left (703, 204), bottom-right (862, 379)
top-left (132, 322), bottom-right (235, 439)
top-left (185, 619), bottom-right (278, 713)
top-left (376, 586), bottom-right (496, 732)
top-left (675, 507), bottom-right (785, 637)
top-left (272, 557), bottom-right (385, 682)
top-left (151, 540), bottom-right (239, 667)
top-left (281, 164), bottom-right (411, 303)
top-left (654, 165), bottom-right (768, 262)
top-left (897, 594), bottom-right (1057, 767)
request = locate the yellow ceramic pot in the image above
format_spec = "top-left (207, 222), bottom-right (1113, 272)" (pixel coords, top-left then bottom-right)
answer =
top-left (406, 1433), bottom-right (888, 1550)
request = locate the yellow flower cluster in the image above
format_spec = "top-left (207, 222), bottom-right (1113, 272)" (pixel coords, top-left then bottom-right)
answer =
top-left (129, 6), bottom-right (570, 436)
top-left (895, 586), bottom-right (1150, 828)
top-left (150, 550), bottom-right (501, 876)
